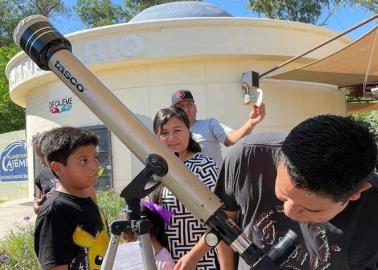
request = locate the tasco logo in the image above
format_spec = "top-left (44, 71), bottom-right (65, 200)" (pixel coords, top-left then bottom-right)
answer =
top-left (55, 61), bottom-right (85, 92)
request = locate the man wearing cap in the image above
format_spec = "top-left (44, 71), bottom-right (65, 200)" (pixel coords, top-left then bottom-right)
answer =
top-left (171, 89), bottom-right (265, 167)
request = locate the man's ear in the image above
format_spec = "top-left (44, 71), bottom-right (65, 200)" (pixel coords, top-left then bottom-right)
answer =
top-left (49, 161), bottom-right (63, 178)
top-left (349, 182), bottom-right (372, 201)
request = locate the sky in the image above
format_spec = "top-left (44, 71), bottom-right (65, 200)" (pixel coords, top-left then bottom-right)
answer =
top-left (54, 0), bottom-right (377, 40)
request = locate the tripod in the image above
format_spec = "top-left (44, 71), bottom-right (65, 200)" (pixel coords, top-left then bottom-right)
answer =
top-left (101, 154), bottom-right (168, 270)
top-left (101, 201), bottom-right (157, 270)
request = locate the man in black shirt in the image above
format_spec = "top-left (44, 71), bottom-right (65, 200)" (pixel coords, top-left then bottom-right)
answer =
top-left (32, 132), bottom-right (59, 214)
top-left (215, 115), bottom-right (378, 270)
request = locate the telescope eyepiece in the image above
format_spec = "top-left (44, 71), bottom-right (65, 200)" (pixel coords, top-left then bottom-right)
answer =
top-left (13, 15), bottom-right (71, 70)
top-left (267, 230), bottom-right (298, 265)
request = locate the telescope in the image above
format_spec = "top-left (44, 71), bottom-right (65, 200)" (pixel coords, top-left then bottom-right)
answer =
top-left (14, 15), bottom-right (297, 269)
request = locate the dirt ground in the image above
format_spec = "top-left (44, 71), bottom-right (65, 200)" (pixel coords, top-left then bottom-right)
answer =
top-left (0, 198), bottom-right (36, 240)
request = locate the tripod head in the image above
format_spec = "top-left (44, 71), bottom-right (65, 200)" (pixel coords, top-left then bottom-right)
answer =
top-left (125, 199), bottom-right (141, 224)
top-left (107, 199), bottom-right (144, 237)
top-left (112, 153), bottom-right (168, 238)
top-left (120, 154), bottom-right (168, 201)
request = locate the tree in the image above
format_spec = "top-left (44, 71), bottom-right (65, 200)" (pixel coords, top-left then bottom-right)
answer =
top-left (0, 45), bottom-right (25, 133)
top-left (353, 0), bottom-right (378, 12)
top-left (0, 0), bottom-right (66, 46)
top-left (351, 111), bottom-right (378, 138)
top-left (75, 0), bottom-right (194, 28)
top-left (246, 0), bottom-right (376, 25)
top-left (75, 0), bottom-right (127, 28)
top-left (0, 0), bottom-right (66, 133)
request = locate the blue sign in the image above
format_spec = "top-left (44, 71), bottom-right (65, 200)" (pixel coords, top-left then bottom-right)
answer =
top-left (0, 140), bottom-right (28, 182)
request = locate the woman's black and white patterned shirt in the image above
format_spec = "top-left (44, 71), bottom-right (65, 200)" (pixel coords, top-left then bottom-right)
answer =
top-left (160, 152), bottom-right (219, 270)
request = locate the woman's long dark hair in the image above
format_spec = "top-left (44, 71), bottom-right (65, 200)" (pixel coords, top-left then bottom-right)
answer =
top-left (153, 107), bottom-right (201, 153)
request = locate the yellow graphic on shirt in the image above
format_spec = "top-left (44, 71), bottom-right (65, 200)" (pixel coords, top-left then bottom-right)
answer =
top-left (73, 211), bottom-right (109, 270)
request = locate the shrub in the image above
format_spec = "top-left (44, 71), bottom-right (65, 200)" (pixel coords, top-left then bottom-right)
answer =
top-left (351, 111), bottom-right (378, 138)
top-left (97, 189), bottom-right (126, 223)
top-left (0, 222), bottom-right (39, 270)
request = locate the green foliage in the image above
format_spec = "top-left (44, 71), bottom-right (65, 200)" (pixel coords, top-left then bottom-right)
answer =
top-left (0, 222), bottom-right (40, 270)
top-left (0, 0), bottom-right (66, 46)
top-left (346, 96), bottom-right (376, 102)
top-left (0, 45), bottom-right (25, 133)
top-left (75, 0), bottom-right (193, 28)
top-left (97, 189), bottom-right (125, 223)
top-left (351, 111), bottom-right (378, 137)
top-left (246, 0), bottom-right (375, 25)
top-left (344, 86), bottom-right (377, 103)
top-left (0, 0), bottom-right (67, 133)
top-left (247, 0), bottom-right (323, 24)
top-left (353, 0), bottom-right (378, 12)
top-left (75, 0), bottom-right (127, 28)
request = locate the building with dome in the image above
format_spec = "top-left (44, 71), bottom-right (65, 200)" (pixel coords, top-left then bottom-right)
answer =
top-left (6, 1), bottom-right (350, 197)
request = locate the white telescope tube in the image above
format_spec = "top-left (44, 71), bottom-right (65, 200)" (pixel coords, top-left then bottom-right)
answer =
top-left (14, 15), bottom-right (222, 222)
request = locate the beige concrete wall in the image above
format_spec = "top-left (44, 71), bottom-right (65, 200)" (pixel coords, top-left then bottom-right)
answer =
top-left (6, 18), bottom-right (348, 193)
top-left (0, 130), bottom-right (28, 201)
top-left (6, 18), bottom-right (350, 107)
top-left (0, 130), bottom-right (25, 150)
top-left (19, 57), bottom-right (345, 191)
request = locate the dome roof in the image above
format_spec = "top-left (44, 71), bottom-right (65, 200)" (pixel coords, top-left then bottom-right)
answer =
top-left (130, 1), bottom-right (232, 22)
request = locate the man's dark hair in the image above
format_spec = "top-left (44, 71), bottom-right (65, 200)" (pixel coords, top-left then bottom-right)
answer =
top-left (32, 131), bottom-right (49, 147)
top-left (41, 127), bottom-right (99, 165)
top-left (153, 107), bottom-right (201, 153)
top-left (282, 115), bottom-right (377, 202)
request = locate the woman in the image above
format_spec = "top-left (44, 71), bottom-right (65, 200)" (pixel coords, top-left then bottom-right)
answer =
top-left (151, 107), bottom-right (219, 270)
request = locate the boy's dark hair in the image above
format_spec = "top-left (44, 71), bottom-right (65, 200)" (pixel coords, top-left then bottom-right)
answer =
top-left (41, 127), bottom-right (99, 165)
top-left (140, 205), bottom-right (169, 249)
top-left (282, 115), bottom-right (377, 202)
top-left (153, 107), bottom-right (201, 153)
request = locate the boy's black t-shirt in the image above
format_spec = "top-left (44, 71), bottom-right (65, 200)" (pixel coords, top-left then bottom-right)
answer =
top-left (35, 168), bottom-right (59, 194)
top-left (215, 132), bottom-right (378, 270)
top-left (34, 191), bottom-right (109, 270)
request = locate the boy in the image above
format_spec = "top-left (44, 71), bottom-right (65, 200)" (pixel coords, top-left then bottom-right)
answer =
top-left (34, 127), bottom-right (109, 270)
